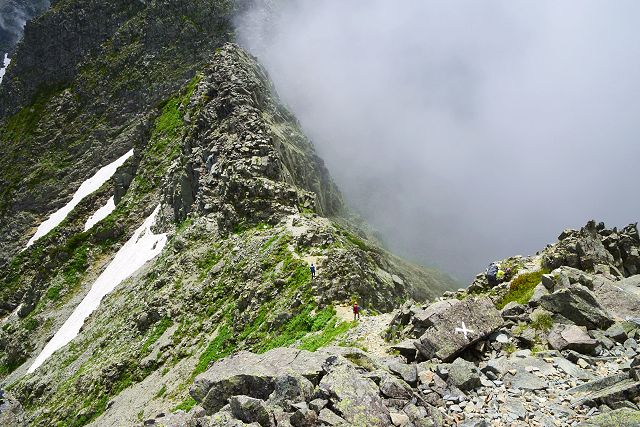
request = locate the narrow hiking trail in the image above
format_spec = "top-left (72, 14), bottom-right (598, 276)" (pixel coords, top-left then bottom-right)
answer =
top-left (335, 306), bottom-right (394, 357)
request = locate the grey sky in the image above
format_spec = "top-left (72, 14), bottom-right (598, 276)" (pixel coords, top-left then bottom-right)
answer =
top-left (236, 1), bottom-right (640, 282)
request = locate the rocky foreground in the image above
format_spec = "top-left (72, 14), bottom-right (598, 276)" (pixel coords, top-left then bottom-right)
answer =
top-left (129, 221), bottom-right (640, 427)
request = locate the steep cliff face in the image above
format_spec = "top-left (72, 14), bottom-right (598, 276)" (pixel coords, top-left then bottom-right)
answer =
top-left (0, 2), bottom-right (456, 425)
top-left (0, 0), bottom-right (238, 265)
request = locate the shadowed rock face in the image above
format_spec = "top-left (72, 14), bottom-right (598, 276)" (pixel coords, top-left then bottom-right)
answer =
top-left (161, 44), bottom-right (344, 229)
top-left (0, 0), bottom-right (50, 57)
top-left (0, 0), bottom-right (238, 265)
top-left (0, 2), bottom-right (456, 424)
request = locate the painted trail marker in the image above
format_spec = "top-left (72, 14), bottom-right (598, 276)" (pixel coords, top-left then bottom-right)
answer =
top-left (455, 321), bottom-right (474, 340)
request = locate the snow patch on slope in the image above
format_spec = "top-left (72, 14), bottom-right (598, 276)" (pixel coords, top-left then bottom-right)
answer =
top-left (0, 53), bottom-right (10, 84)
top-left (84, 196), bottom-right (116, 231)
top-left (28, 205), bottom-right (167, 373)
top-left (25, 149), bottom-right (133, 249)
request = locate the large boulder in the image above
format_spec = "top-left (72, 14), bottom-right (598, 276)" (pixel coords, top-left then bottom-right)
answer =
top-left (591, 275), bottom-right (640, 321)
top-left (319, 363), bottom-right (392, 426)
top-left (444, 358), bottom-right (481, 391)
top-left (547, 324), bottom-right (598, 354)
top-left (229, 395), bottom-right (275, 427)
top-left (191, 348), bottom-right (331, 413)
top-left (413, 297), bottom-right (503, 361)
top-left (539, 285), bottom-right (613, 330)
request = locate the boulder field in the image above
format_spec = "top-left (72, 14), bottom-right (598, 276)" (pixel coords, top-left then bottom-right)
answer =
top-left (134, 221), bottom-right (640, 427)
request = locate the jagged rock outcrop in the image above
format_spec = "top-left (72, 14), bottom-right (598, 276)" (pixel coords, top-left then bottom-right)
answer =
top-left (0, 5), bottom-right (456, 425)
top-left (542, 220), bottom-right (640, 277)
top-left (162, 44), bottom-right (343, 229)
top-left (0, 0), bottom-right (239, 265)
top-left (1, 0), bottom-right (638, 426)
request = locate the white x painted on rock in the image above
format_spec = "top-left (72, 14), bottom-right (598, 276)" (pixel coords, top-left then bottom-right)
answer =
top-left (455, 321), bottom-right (474, 340)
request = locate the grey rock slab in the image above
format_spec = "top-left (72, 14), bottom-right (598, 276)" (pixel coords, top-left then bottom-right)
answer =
top-left (572, 379), bottom-right (640, 408)
top-left (539, 285), bottom-right (613, 330)
top-left (553, 357), bottom-right (596, 381)
top-left (191, 348), bottom-right (332, 413)
top-left (592, 276), bottom-right (640, 321)
top-left (317, 408), bottom-right (348, 426)
top-left (605, 322), bottom-right (630, 342)
top-left (503, 400), bottom-right (527, 420)
top-left (385, 360), bottom-right (418, 386)
top-left (529, 283), bottom-right (550, 306)
top-left (568, 373), bottom-right (630, 395)
top-left (414, 297), bottom-right (503, 361)
top-left (445, 358), bottom-right (481, 391)
top-left (484, 355), bottom-right (555, 377)
top-left (576, 408), bottom-right (640, 427)
top-left (389, 412), bottom-right (410, 427)
top-left (319, 363), bottom-right (392, 426)
top-left (379, 374), bottom-right (413, 400)
top-left (308, 398), bottom-right (327, 412)
top-left (547, 324), bottom-right (598, 354)
top-left (506, 370), bottom-right (547, 391)
top-left (229, 395), bottom-right (274, 427)
top-left (624, 338), bottom-right (638, 351)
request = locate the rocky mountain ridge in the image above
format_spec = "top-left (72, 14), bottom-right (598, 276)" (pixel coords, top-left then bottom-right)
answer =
top-left (0, 0), bottom-right (638, 426)
top-left (0, 1), bottom-right (456, 424)
top-left (119, 220), bottom-right (640, 427)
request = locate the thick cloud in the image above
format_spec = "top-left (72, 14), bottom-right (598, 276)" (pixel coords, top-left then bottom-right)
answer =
top-left (236, 1), bottom-right (640, 282)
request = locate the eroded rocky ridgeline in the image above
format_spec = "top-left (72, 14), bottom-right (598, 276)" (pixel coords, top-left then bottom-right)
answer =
top-left (0, 6), bottom-right (455, 424)
top-left (0, 0), bottom-right (638, 426)
top-left (128, 221), bottom-right (640, 427)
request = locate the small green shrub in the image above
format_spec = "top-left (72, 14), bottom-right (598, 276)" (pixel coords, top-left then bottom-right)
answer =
top-left (23, 318), bottom-right (38, 331)
top-left (299, 318), bottom-right (354, 351)
top-left (174, 396), bottom-right (196, 412)
top-left (496, 269), bottom-right (549, 309)
top-left (142, 318), bottom-right (173, 354)
top-left (194, 325), bottom-right (233, 376)
top-left (530, 312), bottom-right (553, 332)
top-left (154, 384), bottom-right (167, 399)
top-left (46, 284), bottom-right (63, 301)
top-left (503, 342), bottom-right (517, 355)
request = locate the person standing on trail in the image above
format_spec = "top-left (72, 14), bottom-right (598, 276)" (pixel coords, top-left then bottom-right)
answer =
top-left (353, 301), bottom-right (360, 321)
top-left (310, 263), bottom-right (316, 280)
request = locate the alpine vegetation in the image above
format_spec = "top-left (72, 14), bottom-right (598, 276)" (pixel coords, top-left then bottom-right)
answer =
top-left (0, 1), bottom-right (638, 427)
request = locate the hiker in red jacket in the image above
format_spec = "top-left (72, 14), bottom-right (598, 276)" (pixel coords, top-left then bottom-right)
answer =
top-left (353, 301), bottom-right (360, 321)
